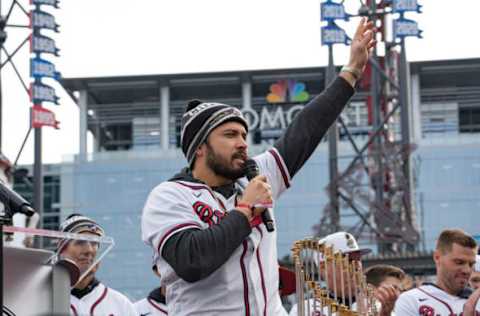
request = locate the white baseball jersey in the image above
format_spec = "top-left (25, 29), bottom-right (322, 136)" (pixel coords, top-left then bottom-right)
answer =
top-left (70, 297), bottom-right (89, 316)
top-left (135, 297), bottom-right (168, 315)
top-left (142, 148), bottom-right (291, 316)
top-left (394, 284), bottom-right (480, 316)
top-left (69, 282), bottom-right (137, 316)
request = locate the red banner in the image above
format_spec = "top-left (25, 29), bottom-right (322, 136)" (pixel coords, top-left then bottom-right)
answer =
top-left (31, 105), bottom-right (60, 129)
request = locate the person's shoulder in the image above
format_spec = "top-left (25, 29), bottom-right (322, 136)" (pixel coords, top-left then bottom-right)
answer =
top-left (105, 286), bottom-right (135, 305)
top-left (397, 287), bottom-right (423, 303)
top-left (394, 287), bottom-right (422, 315)
top-left (416, 283), bottom-right (450, 297)
top-left (147, 180), bottom-right (193, 201)
top-left (134, 297), bottom-right (148, 306)
top-left (403, 286), bottom-right (424, 295)
top-left (134, 297), bottom-right (150, 314)
top-left (151, 180), bottom-right (182, 193)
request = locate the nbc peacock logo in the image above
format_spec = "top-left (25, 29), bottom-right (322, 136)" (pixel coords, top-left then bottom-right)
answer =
top-left (266, 79), bottom-right (310, 103)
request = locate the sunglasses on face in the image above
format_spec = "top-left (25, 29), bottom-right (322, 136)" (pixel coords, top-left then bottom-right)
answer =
top-left (71, 240), bottom-right (100, 249)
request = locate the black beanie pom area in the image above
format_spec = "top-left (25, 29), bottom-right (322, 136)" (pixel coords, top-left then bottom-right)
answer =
top-left (186, 99), bottom-right (204, 112)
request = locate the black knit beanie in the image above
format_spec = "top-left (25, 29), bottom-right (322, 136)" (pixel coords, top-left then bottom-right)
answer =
top-left (180, 100), bottom-right (248, 166)
top-left (56, 213), bottom-right (105, 253)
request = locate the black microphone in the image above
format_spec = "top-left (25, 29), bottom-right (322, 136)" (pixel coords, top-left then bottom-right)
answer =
top-left (244, 159), bottom-right (275, 232)
top-left (0, 180), bottom-right (35, 217)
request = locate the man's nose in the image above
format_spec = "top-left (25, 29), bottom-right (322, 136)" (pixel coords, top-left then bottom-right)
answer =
top-left (82, 242), bottom-right (96, 253)
top-left (237, 136), bottom-right (247, 148)
top-left (461, 264), bottom-right (472, 275)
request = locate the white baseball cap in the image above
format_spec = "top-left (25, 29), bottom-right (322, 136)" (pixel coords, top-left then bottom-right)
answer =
top-left (475, 255), bottom-right (480, 272)
top-left (319, 232), bottom-right (371, 259)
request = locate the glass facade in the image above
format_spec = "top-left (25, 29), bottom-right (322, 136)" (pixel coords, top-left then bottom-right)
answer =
top-left (13, 167), bottom-right (61, 249)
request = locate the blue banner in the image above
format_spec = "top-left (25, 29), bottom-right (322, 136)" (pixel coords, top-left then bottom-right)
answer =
top-left (31, 57), bottom-right (61, 80)
top-left (31, 33), bottom-right (60, 56)
top-left (30, 82), bottom-right (60, 105)
top-left (393, 17), bottom-right (423, 39)
top-left (321, 0), bottom-right (349, 21)
top-left (31, 9), bottom-right (59, 32)
top-left (392, 0), bottom-right (422, 14)
top-left (31, 0), bottom-right (60, 9)
top-left (321, 23), bottom-right (351, 46)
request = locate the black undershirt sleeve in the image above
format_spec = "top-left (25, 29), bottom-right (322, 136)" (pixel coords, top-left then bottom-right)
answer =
top-left (161, 210), bottom-right (252, 283)
top-left (274, 76), bottom-right (355, 177)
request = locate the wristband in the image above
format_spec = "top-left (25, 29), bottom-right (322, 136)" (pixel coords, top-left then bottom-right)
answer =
top-left (340, 66), bottom-right (362, 81)
top-left (236, 203), bottom-right (253, 220)
top-left (237, 202), bottom-right (253, 211)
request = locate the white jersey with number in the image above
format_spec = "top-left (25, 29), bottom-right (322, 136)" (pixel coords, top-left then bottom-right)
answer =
top-left (69, 282), bottom-right (137, 316)
top-left (135, 297), bottom-right (168, 315)
top-left (142, 148), bottom-right (291, 316)
top-left (394, 284), bottom-right (480, 316)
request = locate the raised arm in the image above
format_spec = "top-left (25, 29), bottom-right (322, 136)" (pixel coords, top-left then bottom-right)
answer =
top-left (274, 18), bottom-right (376, 177)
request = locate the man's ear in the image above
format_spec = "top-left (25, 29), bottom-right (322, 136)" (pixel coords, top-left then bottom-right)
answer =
top-left (433, 249), bottom-right (441, 265)
top-left (196, 143), bottom-right (206, 159)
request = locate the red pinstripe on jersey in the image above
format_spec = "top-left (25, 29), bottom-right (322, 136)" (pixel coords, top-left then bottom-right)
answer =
top-left (90, 286), bottom-right (108, 316)
top-left (268, 149), bottom-right (290, 189)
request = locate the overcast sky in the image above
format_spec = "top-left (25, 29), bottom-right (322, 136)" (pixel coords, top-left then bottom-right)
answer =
top-left (2, 0), bottom-right (479, 165)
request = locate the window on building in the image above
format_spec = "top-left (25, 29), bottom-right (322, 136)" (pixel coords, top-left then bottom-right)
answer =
top-left (421, 103), bottom-right (459, 135)
top-left (100, 123), bottom-right (133, 151)
top-left (459, 107), bottom-right (480, 133)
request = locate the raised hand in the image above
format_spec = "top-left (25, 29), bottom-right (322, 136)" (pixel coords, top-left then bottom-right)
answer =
top-left (347, 17), bottom-right (376, 73)
top-left (375, 284), bottom-right (401, 316)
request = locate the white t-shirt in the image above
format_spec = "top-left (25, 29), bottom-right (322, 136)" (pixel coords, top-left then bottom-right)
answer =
top-left (394, 284), bottom-right (480, 316)
top-left (69, 283), bottom-right (137, 316)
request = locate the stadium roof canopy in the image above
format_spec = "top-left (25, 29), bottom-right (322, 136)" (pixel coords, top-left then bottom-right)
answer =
top-left (62, 58), bottom-right (480, 106)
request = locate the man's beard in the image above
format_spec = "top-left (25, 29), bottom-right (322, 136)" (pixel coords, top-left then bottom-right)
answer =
top-left (205, 142), bottom-right (246, 180)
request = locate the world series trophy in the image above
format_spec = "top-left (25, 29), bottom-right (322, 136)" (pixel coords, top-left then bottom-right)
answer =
top-left (292, 238), bottom-right (378, 316)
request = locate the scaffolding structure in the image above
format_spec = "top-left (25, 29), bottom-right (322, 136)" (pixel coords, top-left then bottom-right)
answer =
top-left (314, 0), bottom-right (421, 253)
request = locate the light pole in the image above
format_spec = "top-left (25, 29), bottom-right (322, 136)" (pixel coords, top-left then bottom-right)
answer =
top-left (320, 0), bottom-right (351, 232)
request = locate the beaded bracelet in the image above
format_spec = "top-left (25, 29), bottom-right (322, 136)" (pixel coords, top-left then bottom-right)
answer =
top-left (340, 66), bottom-right (362, 81)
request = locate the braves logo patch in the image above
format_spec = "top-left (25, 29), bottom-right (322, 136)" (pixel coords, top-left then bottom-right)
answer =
top-left (192, 201), bottom-right (226, 227)
top-left (419, 305), bottom-right (434, 316)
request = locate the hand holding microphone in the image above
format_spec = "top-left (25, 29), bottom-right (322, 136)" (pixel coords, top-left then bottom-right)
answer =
top-left (236, 159), bottom-right (275, 232)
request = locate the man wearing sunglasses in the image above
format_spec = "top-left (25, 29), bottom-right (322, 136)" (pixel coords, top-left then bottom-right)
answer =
top-left (57, 213), bottom-right (137, 316)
